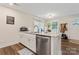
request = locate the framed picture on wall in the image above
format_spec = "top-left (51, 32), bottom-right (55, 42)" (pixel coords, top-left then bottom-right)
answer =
top-left (6, 16), bottom-right (15, 25)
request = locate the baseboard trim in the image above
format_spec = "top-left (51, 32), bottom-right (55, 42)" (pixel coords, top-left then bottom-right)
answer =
top-left (19, 42), bottom-right (37, 55)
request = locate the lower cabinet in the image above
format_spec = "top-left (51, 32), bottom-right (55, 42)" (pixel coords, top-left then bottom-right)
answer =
top-left (20, 33), bottom-right (36, 52)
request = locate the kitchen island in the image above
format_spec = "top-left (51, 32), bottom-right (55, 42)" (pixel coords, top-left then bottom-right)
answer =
top-left (20, 32), bottom-right (61, 55)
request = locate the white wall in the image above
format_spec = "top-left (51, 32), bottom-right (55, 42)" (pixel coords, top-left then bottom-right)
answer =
top-left (60, 16), bottom-right (79, 40)
top-left (45, 15), bottom-right (79, 40)
top-left (0, 5), bottom-right (34, 48)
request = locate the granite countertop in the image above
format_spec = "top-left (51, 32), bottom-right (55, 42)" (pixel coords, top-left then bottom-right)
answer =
top-left (35, 32), bottom-right (60, 37)
top-left (20, 31), bottom-right (60, 37)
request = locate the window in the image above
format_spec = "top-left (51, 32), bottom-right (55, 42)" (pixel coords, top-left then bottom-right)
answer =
top-left (34, 20), bottom-right (44, 33)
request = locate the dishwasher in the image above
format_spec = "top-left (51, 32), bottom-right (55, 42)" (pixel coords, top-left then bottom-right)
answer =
top-left (36, 34), bottom-right (51, 55)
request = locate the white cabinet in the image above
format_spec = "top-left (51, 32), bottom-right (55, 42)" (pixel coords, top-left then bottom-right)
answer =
top-left (28, 35), bottom-right (36, 52)
top-left (20, 33), bottom-right (36, 52)
top-left (51, 36), bottom-right (61, 55)
top-left (25, 34), bottom-right (36, 52)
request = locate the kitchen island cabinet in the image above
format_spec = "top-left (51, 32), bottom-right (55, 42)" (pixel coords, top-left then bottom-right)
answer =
top-left (20, 32), bottom-right (61, 55)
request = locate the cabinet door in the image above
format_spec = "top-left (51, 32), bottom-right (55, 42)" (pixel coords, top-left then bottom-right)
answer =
top-left (20, 33), bottom-right (30, 48)
top-left (29, 36), bottom-right (36, 52)
top-left (51, 36), bottom-right (61, 55)
top-left (26, 34), bottom-right (36, 52)
top-left (20, 33), bottom-right (36, 52)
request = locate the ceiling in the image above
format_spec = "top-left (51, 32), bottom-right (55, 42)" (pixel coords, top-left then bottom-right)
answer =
top-left (1, 3), bottom-right (79, 19)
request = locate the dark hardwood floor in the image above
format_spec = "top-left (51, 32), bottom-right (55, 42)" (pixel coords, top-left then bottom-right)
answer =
top-left (61, 39), bottom-right (79, 55)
